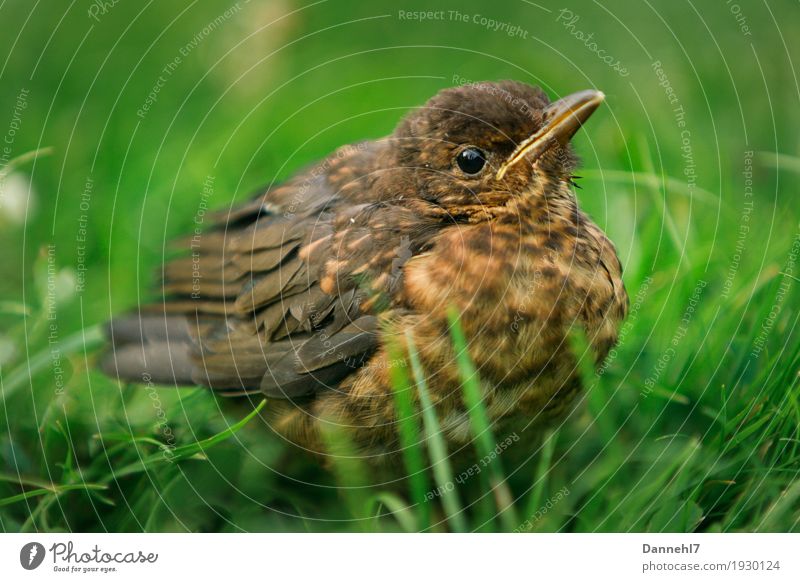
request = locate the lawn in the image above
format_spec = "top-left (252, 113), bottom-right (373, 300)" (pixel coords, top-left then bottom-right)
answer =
top-left (1, 0), bottom-right (799, 532)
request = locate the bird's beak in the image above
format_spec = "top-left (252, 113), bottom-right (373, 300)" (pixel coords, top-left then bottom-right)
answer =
top-left (495, 89), bottom-right (605, 179)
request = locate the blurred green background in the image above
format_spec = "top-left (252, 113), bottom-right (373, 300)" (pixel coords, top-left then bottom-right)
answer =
top-left (1, 0), bottom-right (799, 532)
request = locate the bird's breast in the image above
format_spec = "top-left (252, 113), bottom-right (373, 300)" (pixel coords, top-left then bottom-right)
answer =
top-left (401, 215), bottom-right (626, 387)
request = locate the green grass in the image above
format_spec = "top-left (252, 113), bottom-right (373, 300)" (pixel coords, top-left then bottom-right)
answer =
top-left (1, 0), bottom-right (799, 532)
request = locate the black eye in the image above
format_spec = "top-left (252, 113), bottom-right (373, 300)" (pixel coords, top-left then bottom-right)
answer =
top-left (456, 147), bottom-right (487, 175)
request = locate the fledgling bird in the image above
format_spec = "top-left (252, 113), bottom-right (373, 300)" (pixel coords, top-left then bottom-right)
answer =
top-left (102, 81), bottom-right (628, 461)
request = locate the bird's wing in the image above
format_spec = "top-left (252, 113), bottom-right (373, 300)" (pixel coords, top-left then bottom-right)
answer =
top-left (102, 142), bottom-right (395, 398)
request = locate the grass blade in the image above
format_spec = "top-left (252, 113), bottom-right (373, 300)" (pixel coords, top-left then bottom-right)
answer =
top-left (525, 429), bottom-right (559, 522)
top-left (111, 399), bottom-right (267, 479)
top-left (404, 329), bottom-right (467, 532)
top-left (386, 337), bottom-right (431, 531)
top-left (319, 407), bottom-right (372, 529)
top-left (0, 483), bottom-right (107, 507)
top-left (447, 307), bottom-right (519, 531)
top-left (0, 325), bottom-right (104, 399)
top-left (367, 492), bottom-right (419, 533)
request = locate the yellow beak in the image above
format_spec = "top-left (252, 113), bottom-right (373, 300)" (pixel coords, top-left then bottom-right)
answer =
top-left (495, 89), bottom-right (605, 179)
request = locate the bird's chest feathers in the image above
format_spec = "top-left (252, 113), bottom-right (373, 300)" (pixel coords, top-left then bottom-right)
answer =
top-left (403, 217), bottom-right (620, 382)
top-left (404, 221), bottom-right (569, 327)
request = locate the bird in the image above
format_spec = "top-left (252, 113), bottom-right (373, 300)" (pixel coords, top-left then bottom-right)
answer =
top-left (102, 80), bottom-right (628, 464)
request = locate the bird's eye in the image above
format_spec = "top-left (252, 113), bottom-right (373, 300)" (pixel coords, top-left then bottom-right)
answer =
top-left (455, 147), bottom-right (487, 175)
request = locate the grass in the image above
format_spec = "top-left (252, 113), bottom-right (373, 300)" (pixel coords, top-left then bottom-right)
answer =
top-left (1, 0), bottom-right (799, 532)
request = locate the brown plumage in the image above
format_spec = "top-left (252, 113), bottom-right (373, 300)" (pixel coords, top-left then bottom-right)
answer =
top-left (102, 80), bottom-right (628, 462)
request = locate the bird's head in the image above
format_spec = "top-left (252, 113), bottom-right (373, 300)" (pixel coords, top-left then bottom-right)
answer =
top-left (391, 80), bottom-right (604, 218)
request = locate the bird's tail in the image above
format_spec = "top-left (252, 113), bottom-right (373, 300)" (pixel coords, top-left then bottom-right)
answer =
top-left (100, 312), bottom-right (198, 386)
